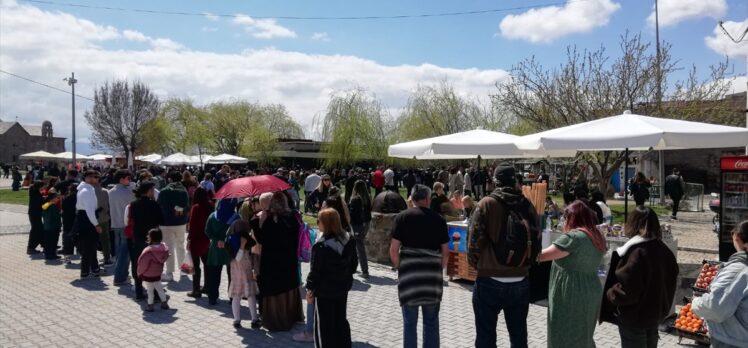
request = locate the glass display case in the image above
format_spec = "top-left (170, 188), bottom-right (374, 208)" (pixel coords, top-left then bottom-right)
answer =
top-left (719, 156), bottom-right (748, 261)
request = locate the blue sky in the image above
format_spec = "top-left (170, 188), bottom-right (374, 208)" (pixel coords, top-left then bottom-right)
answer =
top-left (0, 0), bottom-right (746, 152)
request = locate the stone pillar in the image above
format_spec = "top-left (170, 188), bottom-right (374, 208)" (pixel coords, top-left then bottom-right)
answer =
top-left (365, 212), bottom-right (398, 265)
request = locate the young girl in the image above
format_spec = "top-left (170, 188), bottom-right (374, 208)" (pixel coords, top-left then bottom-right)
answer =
top-left (137, 228), bottom-right (171, 312)
top-left (227, 212), bottom-right (260, 329)
top-left (305, 208), bottom-right (358, 347)
top-left (41, 189), bottom-right (62, 260)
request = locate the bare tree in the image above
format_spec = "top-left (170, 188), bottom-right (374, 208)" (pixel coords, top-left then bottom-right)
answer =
top-left (494, 32), bottom-right (732, 196)
top-left (85, 80), bottom-right (159, 168)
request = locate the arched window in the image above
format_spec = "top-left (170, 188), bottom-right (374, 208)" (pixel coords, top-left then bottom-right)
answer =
top-left (42, 121), bottom-right (53, 138)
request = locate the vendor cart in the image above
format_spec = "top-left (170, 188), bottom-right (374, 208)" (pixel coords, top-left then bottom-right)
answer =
top-left (446, 221), bottom-right (476, 281)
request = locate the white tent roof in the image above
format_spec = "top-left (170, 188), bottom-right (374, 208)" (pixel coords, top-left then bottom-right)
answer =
top-left (135, 154), bottom-right (162, 163)
top-left (388, 129), bottom-right (575, 159)
top-left (160, 153), bottom-right (195, 166)
top-left (188, 154), bottom-right (212, 165)
top-left (18, 150), bottom-right (57, 160)
top-left (53, 152), bottom-right (91, 160)
top-left (88, 154), bottom-right (112, 161)
top-left (517, 111), bottom-right (748, 152)
top-left (207, 154), bottom-right (250, 164)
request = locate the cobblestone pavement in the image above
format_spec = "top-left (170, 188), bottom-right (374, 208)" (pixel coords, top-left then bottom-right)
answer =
top-left (0, 209), bottom-right (708, 348)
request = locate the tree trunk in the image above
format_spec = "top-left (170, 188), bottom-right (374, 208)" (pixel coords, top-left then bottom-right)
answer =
top-left (126, 149), bottom-right (134, 169)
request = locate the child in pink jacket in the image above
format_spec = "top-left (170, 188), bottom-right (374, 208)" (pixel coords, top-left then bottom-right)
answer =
top-left (137, 228), bottom-right (171, 312)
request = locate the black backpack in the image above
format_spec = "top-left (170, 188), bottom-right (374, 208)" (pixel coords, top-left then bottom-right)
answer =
top-left (488, 193), bottom-right (541, 267)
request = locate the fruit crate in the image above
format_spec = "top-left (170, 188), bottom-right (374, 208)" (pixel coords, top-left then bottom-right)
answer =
top-left (673, 299), bottom-right (710, 346)
top-left (692, 260), bottom-right (722, 294)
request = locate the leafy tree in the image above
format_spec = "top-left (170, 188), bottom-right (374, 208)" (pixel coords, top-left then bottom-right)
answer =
top-left (314, 88), bottom-right (391, 167)
top-left (139, 115), bottom-right (174, 155)
top-left (84, 80), bottom-right (159, 168)
top-left (396, 82), bottom-right (507, 142)
top-left (159, 99), bottom-right (212, 163)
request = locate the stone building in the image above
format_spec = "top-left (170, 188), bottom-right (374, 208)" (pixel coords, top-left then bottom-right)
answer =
top-left (0, 120), bottom-right (66, 163)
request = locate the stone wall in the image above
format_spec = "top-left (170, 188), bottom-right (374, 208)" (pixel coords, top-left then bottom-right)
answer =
top-left (365, 212), bottom-right (398, 265)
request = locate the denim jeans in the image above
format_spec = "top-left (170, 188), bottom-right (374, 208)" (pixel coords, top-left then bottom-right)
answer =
top-left (402, 303), bottom-right (440, 348)
top-left (472, 277), bottom-right (529, 348)
top-left (112, 228), bottom-right (130, 283)
top-left (618, 325), bottom-right (658, 348)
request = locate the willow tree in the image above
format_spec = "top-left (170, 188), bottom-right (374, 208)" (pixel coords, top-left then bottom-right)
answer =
top-left (396, 83), bottom-right (505, 142)
top-left (85, 80), bottom-right (159, 168)
top-left (158, 98), bottom-right (213, 160)
top-left (314, 88), bottom-right (391, 167)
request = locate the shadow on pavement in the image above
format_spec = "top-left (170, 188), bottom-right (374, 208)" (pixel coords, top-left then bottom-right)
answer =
top-left (362, 275), bottom-right (397, 286)
top-left (69, 277), bottom-right (108, 291)
top-left (141, 307), bottom-right (178, 324)
top-left (236, 322), bottom-right (307, 347)
top-left (165, 275), bottom-right (192, 292)
top-left (191, 296), bottom-right (234, 319)
top-left (350, 279), bottom-right (371, 292)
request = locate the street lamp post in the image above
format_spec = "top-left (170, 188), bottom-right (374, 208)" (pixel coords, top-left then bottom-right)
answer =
top-left (63, 73), bottom-right (77, 166)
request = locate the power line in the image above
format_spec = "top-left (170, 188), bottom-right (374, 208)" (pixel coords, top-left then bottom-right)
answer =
top-left (0, 69), bottom-right (94, 101)
top-left (21, 0), bottom-right (590, 20)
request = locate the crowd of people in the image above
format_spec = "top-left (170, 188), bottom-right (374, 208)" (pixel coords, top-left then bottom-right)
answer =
top-left (19, 160), bottom-right (747, 348)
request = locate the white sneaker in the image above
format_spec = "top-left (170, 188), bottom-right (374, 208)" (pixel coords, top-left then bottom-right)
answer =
top-left (161, 273), bottom-right (173, 282)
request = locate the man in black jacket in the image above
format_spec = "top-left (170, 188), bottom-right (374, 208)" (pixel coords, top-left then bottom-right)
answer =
top-left (664, 168), bottom-right (685, 220)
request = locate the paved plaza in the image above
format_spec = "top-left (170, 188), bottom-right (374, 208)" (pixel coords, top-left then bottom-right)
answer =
top-left (0, 203), bottom-right (708, 347)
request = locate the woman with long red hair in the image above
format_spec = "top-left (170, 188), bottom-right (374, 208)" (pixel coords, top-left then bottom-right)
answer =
top-left (538, 201), bottom-right (607, 348)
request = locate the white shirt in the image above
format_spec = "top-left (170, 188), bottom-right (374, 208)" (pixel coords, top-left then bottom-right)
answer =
top-left (76, 181), bottom-right (99, 226)
top-left (384, 169), bottom-right (394, 186)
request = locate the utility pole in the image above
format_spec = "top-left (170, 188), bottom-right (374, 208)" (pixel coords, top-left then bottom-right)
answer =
top-left (717, 21), bottom-right (748, 154)
top-left (655, 0), bottom-right (666, 204)
top-left (64, 73), bottom-right (77, 166)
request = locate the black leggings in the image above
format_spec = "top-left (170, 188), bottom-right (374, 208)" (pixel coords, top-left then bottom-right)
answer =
top-left (191, 253), bottom-right (208, 294)
top-left (314, 295), bottom-right (351, 348)
top-left (27, 213), bottom-right (43, 251)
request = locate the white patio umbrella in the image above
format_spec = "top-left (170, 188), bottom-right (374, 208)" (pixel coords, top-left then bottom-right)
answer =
top-left (188, 154), bottom-right (212, 166)
top-left (207, 154), bottom-right (250, 164)
top-left (516, 110), bottom-right (748, 218)
top-left (159, 153), bottom-right (194, 166)
top-left (53, 152), bottom-right (92, 161)
top-left (135, 153), bottom-right (162, 164)
top-left (388, 129), bottom-right (575, 160)
top-left (18, 150), bottom-right (57, 160)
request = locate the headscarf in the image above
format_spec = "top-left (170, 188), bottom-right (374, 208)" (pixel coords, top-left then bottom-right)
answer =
top-left (216, 198), bottom-right (239, 225)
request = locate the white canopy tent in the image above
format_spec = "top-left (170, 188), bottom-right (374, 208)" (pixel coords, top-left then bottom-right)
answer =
top-left (516, 111), bottom-right (748, 152)
top-left (53, 152), bottom-right (92, 161)
top-left (388, 129), bottom-right (575, 160)
top-left (88, 154), bottom-right (112, 161)
top-left (159, 153), bottom-right (195, 166)
top-left (188, 154), bottom-right (212, 165)
top-left (18, 150), bottom-right (57, 161)
top-left (135, 154), bottom-right (162, 164)
top-left (515, 111), bottom-right (748, 218)
top-left (207, 154), bottom-right (250, 164)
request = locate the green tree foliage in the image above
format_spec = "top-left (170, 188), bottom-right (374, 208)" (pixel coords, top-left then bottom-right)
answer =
top-left (139, 116), bottom-right (174, 155)
top-left (314, 88), bottom-right (391, 167)
top-left (396, 83), bottom-right (507, 142)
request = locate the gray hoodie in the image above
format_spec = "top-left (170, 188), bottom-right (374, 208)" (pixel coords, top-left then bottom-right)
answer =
top-left (692, 252), bottom-right (748, 347)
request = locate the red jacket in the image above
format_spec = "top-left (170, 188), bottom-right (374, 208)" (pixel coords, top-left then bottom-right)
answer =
top-left (372, 170), bottom-right (384, 189)
top-left (187, 204), bottom-right (211, 257)
top-left (137, 243), bottom-right (170, 282)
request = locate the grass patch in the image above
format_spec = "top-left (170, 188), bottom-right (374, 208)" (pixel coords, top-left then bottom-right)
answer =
top-left (0, 189), bottom-right (28, 205)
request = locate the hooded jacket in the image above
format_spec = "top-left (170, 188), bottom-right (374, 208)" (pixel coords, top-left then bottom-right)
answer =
top-left (692, 252), bottom-right (748, 347)
top-left (468, 187), bottom-right (539, 278)
top-left (137, 242), bottom-right (170, 282)
top-left (305, 232), bottom-right (358, 298)
top-left (599, 236), bottom-right (679, 328)
top-left (42, 200), bottom-right (62, 231)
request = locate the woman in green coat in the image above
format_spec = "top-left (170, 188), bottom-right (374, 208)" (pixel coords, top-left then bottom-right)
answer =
top-left (204, 198), bottom-right (236, 305)
top-left (538, 201), bottom-right (607, 348)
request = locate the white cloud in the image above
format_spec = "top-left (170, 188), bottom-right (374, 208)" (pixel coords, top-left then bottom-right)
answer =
top-left (311, 32), bottom-right (330, 42)
top-left (498, 0), bottom-right (620, 43)
top-left (647, 0), bottom-right (726, 27)
top-left (202, 26), bottom-right (218, 32)
top-left (204, 12), bottom-right (219, 21)
top-left (232, 14), bottom-right (297, 39)
top-left (726, 76), bottom-right (746, 95)
top-left (705, 19), bottom-right (748, 58)
top-left (122, 29), bottom-right (183, 50)
top-left (0, 1), bottom-right (508, 143)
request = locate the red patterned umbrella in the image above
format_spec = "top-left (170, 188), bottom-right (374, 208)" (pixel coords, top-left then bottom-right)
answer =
top-left (214, 175), bottom-right (291, 199)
